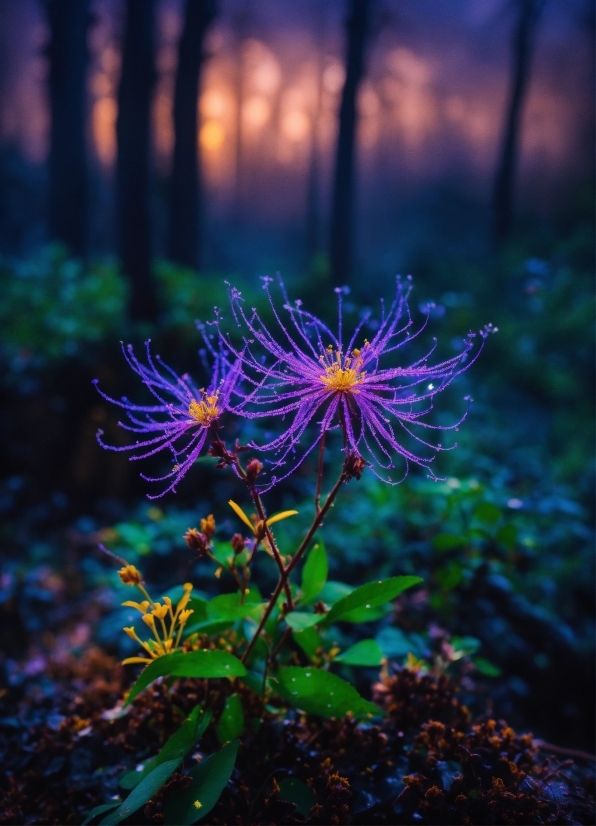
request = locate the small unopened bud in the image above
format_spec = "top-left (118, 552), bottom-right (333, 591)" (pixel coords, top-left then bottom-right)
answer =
top-left (313, 600), bottom-right (329, 614)
top-left (231, 533), bottom-right (246, 555)
top-left (118, 564), bottom-right (142, 586)
top-left (245, 459), bottom-right (264, 483)
top-left (343, 452), bottom-right (367, 482)
top-left (200, 514), bottom-right (216, 537)
top-left (184, 528), bottom-right (209, 554)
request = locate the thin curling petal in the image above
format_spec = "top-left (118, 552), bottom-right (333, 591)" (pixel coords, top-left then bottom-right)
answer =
top-left (94, 336), bottom-right (243, 498)
top-left (228, 500), bottom-right (257, 534)
top-left (227, 275), bottom-right (491, 488)
top-left (266, 510), bottom-right (299, 526)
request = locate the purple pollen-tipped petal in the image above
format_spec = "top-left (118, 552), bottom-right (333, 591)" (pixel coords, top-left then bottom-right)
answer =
top-left (227, 275), bottom-right (489, 489)
top-left (93, 339), bottom-right (242, 497)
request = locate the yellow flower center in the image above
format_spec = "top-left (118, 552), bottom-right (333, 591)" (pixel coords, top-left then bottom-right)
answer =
top-left (188, 391), bottom-right (220, 425)
top-left (319, 345), bottom-right (366, 393)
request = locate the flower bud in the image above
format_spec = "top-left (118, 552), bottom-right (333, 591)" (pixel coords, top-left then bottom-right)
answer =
top-left (245, 459), bottom-right (264, 483)
top-left (184, 528), bottom-right (209, 554)
top-left (231, 533), bottom-right (246, 555)
top-left (118, 564), bottom-right (142, 586)
top-left (200, 514), bottom-right (216, 538)
top-left (343, 452), bottom-right (367, 482)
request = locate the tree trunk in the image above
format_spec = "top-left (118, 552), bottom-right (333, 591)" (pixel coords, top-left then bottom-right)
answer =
top-left (167, 0), bottom-right (218, 271)
top-left (45, 0), bottom-right (90, 257)
top-left (329, 0), bottom-right (371, 287)
top-left (306, 4), bottom-right (326, 264)
top-left (116, 0), bottom-right (157, 322)
top-left (492, 0), bottom-right (545, 245)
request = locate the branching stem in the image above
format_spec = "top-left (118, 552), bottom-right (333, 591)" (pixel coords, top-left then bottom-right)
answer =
top-left (314, 432), bottom-right (326, 514)
top-left (241, 468), bottom-right (345, 664)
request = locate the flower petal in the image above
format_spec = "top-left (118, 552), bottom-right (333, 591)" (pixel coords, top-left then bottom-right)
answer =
top-left (266, 510), bottom-right (299, 526)
top-left (228, 500), bottom-right (256, 533)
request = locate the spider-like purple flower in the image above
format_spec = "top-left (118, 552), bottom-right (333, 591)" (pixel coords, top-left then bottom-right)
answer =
top-left (227, 276), bottom-right (492, 489)
top-left (94, 339), bottom-right (241, 498)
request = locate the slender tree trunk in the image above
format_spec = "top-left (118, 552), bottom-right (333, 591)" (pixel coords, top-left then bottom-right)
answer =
top-left (329, 0), bottom-right (371, 287)
top-left (231, 5), bottom-right (250, 226)
top-left (116, 0), bottom-right (157, 322)
top-left (45, 0), bottom-right (90, 257)
top-left (492, 0), bottom-right (545, 244)
top-left (306, 5), bottom-right (326, 263)
top-left (167, 0), bottom-right (218, 271)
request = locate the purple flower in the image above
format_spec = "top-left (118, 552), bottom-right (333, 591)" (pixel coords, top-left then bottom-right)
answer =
top-left (94, 340), bottom-right (241, 498)
top-left (227, 276), bottom-right (492, 489)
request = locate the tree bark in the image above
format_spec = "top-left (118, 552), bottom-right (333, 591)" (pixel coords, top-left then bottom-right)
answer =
top-left (167, 0), bottom-right (218, 271)
top-left (306, 5), bottom-right (326, 264)
top-left (116, 0), bottom-right (157, 322)
top-left (45, 0), bottom-right (90, 257)
top-left (329, 0), bottom-right (371, 287)
top-left (492, 0), bottom-right (545, 245)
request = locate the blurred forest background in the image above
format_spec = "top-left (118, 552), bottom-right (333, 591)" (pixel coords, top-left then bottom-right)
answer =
top-left (0, 0), bottom-right (594, 755)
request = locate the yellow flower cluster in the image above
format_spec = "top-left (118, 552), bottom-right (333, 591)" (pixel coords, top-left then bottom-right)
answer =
top-left (120, 574), bottom-right (195, 665)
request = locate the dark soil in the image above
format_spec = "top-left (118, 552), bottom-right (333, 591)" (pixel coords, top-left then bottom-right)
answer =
top-left (1, 646), bottom-right (594, 825)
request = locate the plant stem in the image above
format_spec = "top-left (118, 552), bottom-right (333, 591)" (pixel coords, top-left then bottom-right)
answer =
top-left (248, 484), bottom-right (294, 610)
top-left (241, 469), bottom-right (345, 664)
top-left (314, 432), bottom-right (326, 514)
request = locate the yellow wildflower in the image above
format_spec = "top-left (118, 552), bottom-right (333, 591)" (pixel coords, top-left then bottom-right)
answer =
top-left (122, 600), bottom-right (150, 614)
top-left (118, 564), bottom-right (142, 586)
top-left (200, 514), bottom-right (216, 537)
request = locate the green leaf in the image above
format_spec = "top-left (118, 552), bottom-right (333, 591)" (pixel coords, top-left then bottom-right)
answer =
top-left (334, 639), bottom-right (384, 666)
top-left (301, 541), bottom-right (328, 603)
top-left (216, 693), bottom-right (245, 743)
top-left (125, 651), bottom-right (247, 706)
top-left (207, 592), bottom-right (264, 622)
top-left (184, 619), bottom-right (234, 637)
top-left (451, 636), bottom-right (481, 657)
top-left (82, 801), bottom-right (122, 825)
top-left (239, 670), bottom-right (266, 698)
top-left (473, 657), bottom-right (502, 677)
top-left (473, 502), bottom-right (502, 525)
top-left (278, 777), bottom-right (316, 817)
top-left (293, 627), bottom-right (322, 660)
top-left (432, 533), bottom-right (466, 552)
top-left (318, 581), bottom-right (353, 605)
top-left (114, 522), bottom-right (152, 554)
top-left (276, 667), bottom-right (383, 718)
top-left (322, 576), bottom-right (422, 626)
top-left (185, 597), bottom-right (209, 624)
top-left (496, 523), bottom-right (517, 549)
top-left (164, 740), bottom-right (239, 825)
top-left (210, 541), bottom-right (235, 569)
top-left (120, 706), bottom-right (212, 789)
top-left (376, 627), bottom-right (421, 659)
top-left (100, 759), bottom-right (181, 824)
top-left (285, 612), bottom-right (321, 631)
top-left (435, 562), bottom-right (464, 591)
